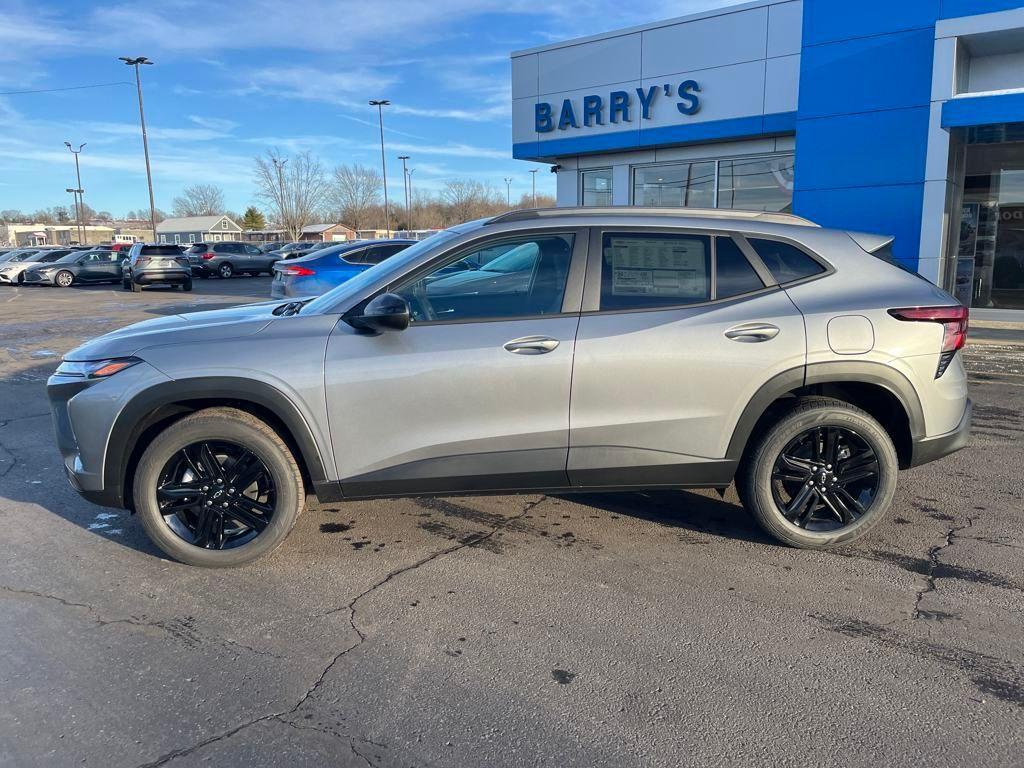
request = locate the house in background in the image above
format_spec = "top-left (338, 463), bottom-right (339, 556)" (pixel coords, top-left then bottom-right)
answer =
top-left (156, 215), bottom-right (242, 245)
top-left (302, 223), bottom-right (356, 242)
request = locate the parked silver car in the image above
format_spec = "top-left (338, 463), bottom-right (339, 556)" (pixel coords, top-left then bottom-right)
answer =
top-left (49, 208), bottom-right (970, 567)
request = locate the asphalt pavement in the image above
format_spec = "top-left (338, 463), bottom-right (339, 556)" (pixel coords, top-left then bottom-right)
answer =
top-left (1, 278), bottom-right (1022, 767)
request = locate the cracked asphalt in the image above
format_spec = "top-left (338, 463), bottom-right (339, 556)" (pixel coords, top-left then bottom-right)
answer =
top-left (1, 278), bottom-right (1022, 767)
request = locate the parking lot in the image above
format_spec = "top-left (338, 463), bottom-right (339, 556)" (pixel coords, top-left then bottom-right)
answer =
top-left (1, 277), bottom-right (1022, 767)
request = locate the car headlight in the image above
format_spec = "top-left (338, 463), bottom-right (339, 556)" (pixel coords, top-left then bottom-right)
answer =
top-left (53, 357), bottom-right (142, 379)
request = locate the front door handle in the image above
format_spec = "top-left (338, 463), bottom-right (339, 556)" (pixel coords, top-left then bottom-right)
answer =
top-left (724, 323), bottom-right (780, 342)
top-left (503, 336), bottom-right (560, 355)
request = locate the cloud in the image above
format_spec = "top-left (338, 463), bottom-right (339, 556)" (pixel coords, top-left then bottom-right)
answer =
top-left (81, 121), bottom-right (233, 142)
top-left (188, 115), bottom-right (239, 132)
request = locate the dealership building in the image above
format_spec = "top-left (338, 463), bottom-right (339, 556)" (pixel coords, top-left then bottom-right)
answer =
top-left (512, 0), bottom-right (1024, 310)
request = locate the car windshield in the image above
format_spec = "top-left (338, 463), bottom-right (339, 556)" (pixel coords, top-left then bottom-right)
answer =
top-left (302, 229), bottom-right (464, 314)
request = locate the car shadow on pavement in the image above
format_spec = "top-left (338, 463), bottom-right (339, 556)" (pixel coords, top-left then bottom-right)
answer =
top-left (556, 489), bottom-right (775, 546)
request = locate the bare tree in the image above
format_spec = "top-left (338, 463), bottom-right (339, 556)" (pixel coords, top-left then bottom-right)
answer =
top-left (440, 180), bottom-right (501, 225)
top-left (254, 149), bottom-right (327, 240)
top-left (171, 184), bottom-right (226, 217)
top-left (327, 164), bottom-right (381, 231)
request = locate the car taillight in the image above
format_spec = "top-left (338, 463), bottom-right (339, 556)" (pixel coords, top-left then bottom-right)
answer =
top-left (281, 265), bottom-right (315, 277)
top-left (201, 252), bottom-right (216, 260)
top-left (888, 305), bottom-right (969, 378)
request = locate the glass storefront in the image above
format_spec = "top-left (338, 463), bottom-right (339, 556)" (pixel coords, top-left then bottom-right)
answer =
top-left (581, 168), bottom-right (613, 207)
top-left (631, 153), bottom-right (794, 212)
top-left (958, 126), bottom-right (1024, 310)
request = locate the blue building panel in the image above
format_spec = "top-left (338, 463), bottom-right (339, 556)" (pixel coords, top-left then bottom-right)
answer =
top-left (797, 27), bottom-right (936, 120)
top-left (795, 107), bottom-right (931, 191)
top-left (942, 92), bottom-right (1024, 129)
top-left (793, 184), bottom-right (926, 269)
top-left (803, 0), bottom-right (939, 46)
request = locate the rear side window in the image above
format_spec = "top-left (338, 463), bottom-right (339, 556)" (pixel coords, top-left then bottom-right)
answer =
top-left (749, 238), bottom-right (825, 284)
top-left (363, 243), bottom-right (409, 265)
top-left (600, 232), bottom-right (711, 310)
top-left (187, 244), bottom-right (206, 254)
top-left (140, 245), bottom-right (184, 256)
top-left (716, 237), bottom-right (764, 298)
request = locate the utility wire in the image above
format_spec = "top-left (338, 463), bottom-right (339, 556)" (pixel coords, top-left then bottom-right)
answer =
top-left (0, 81), bottom-right (132, 96)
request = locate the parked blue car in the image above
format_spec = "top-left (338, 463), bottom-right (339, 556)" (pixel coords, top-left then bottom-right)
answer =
top-left (270, 239), bottom-right (416, 299)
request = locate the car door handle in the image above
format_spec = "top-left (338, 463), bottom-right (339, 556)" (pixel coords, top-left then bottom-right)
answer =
top-left (724, 323), bottom-right (780, 342)
top-left (503, 336), bottom-right (560, 355)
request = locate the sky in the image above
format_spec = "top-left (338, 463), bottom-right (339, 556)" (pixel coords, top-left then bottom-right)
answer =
top-left (0, 0), bottom-right (736, 219)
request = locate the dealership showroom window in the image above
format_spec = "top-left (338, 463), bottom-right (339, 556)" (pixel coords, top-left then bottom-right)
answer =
top-left (512, 0), bottom-right (1024, 311)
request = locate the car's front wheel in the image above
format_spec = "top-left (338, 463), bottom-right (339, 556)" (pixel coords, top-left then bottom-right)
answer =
top-left (738, 397), bottom-right (898, 549)
top-left (133, 408), bottom-right (304, 567)
top-left (54, 270), bottom-right (74, 287)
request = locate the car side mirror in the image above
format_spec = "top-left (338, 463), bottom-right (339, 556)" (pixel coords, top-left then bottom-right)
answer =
top-left (347, 292), bottom-right (410, 333)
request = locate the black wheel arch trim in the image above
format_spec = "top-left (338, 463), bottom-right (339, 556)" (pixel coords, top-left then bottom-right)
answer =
top-left (103, 377), bottom-right (329, 509)
top-left (725, 361), bottom-right (926, 462)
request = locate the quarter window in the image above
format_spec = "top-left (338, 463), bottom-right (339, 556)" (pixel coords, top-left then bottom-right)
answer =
top-left (716, 237), bottom-right (765, 298)
top-left (600, 232), bottom-right (711, 311)
top-left (749, 238), bottom-right (825, 284)
top-left (395, 234), bottom-right (574, 323)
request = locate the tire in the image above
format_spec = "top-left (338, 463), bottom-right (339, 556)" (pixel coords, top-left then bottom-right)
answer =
top-left (54, 270), bottom-right (74, 288)
top-left (122, 279), bottom-right (132, 291)
top-left (181, 278), bottom-right (193, 292)
top-left (218, 263), bottom-right (233, 279)
top-left (737, 397), bottom-right (898, 549)
top-left (131, 280), bottom-right (142, 293)
top-left (133, 408), bottom-right (304, 567)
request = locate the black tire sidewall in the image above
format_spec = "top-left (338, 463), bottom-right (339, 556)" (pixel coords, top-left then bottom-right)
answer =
top-left (745, 404), bottom-right (898, 548)
top-left (133, 414), bottom-right (303, 567)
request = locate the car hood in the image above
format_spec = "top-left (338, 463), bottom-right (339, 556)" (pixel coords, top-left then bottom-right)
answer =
top-left (64, 299), bottom-right (291, 361)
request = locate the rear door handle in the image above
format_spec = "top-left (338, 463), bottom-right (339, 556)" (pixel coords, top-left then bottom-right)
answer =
top-left (724, 323), bottom-right (780, 342)
top-left (503, 336), bottom-right (560, 355)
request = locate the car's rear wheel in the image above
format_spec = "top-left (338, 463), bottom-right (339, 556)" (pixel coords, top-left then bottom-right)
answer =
top-left (218, 263), bottom-right (233, 279)
top-left (738, 397), bottom-right (897, 549)
top-left (181, 277), bottom-right (193, 292)
top-left (54, 270), bottom-right (74, 288)
top-left (122, 278), bottom-right (132, 291)
top-left (133, 408), bottom-right (304, 567)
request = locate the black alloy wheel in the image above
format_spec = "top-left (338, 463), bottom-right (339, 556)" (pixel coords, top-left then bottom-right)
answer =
top-left (770, 425), bottom-right (880, 532)
top-left (156, 440), bottom-right (276, 550)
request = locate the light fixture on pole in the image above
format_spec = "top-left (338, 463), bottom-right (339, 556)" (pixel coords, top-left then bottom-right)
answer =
top-left (369, 99), bottom-right (391, 238)
top-left (119, 56), bottom-right (157, 242)
top-left (504, 177), bottom-right (513, 209)
top-left (529, 169), bottom-right (538, 208)
top-left (63, 142), bottom-right (86, 243)
top-left (398, 155), bottom-right (411, 220)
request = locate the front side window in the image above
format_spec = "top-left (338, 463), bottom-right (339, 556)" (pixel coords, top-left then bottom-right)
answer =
top-left (581, 169), bottom-right (613, 206)
top-left (749, 238), bottom-right (825, 284)
top-left (633, 162), bottom-right (715, 208)
top-left (600, 232), bottom-right (711, 311)
top-left (717, 155), bottom-right (794, 212)
top-left (395, 234), bottom-right (574, 323)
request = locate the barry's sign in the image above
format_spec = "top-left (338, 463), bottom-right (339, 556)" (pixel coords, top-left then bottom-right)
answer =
top-left (535, 80), bottom-right (701, 133)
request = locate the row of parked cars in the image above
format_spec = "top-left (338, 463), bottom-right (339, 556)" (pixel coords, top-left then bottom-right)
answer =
top-left (0, 238), bottom-right (403, 293)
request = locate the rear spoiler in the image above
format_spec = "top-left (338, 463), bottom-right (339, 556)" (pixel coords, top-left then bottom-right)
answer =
top-left (848, 231), bottom-right (895, 254)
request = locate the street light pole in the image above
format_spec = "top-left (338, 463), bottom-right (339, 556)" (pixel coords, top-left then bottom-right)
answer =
top-left (529, 169), bottom-right (538, 208)
top-left (504, 177), bottom-right (512, 209)
top-left (369, 99), bottom-right (391, 238)
top-left (407, 169), bottom-right (415, 229)
top-left (120, 56), bottom-right (157, 242)
top-left (63, 142), bottom-right (86, 243)
top-left (272, 157), bottom-right (288, 237)
top-left (398, 155), bottom-right (410, 225)
top-left (65, 188), bottom-right (84, 242)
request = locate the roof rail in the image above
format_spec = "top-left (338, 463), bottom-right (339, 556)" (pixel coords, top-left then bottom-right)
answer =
top-left (487, 206), bottom-right (819, 228)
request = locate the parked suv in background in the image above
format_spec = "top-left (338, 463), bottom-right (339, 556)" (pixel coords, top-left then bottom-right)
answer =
top-left (50, 208), bottom-right (971, 567)
top-left (122, 243), bottom-right (192, 292)
top-left (271, 239), bottom-right (415, 298)
top-left (187, 242), bottom-right (278, 278)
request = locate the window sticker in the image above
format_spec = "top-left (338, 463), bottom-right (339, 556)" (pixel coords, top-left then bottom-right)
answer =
top-left (607, 237), bottom-right (707, 297)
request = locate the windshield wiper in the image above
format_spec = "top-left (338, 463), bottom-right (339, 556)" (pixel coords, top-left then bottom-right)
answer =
top-left (273, 300), bottom-right (308, 317)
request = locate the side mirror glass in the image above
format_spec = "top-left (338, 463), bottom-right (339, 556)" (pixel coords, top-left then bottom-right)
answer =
top-left (348, 292), bottom-right (410, 333)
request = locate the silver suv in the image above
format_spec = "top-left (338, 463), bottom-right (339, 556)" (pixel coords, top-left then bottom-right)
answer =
top-left (48, 209), bottom-right (971, 567)
top-left (122, 243), bottom-right (192, 292)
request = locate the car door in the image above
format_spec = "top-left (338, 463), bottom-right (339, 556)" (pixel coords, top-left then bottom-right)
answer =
top-left (323, 229), bottom-right (587, 497)
top-left (567, 227), bottom-right (806, 488)
top-left (91, 251), bottom-right (122, 282)
top-left (243, 243), bottom-right (265, 270)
